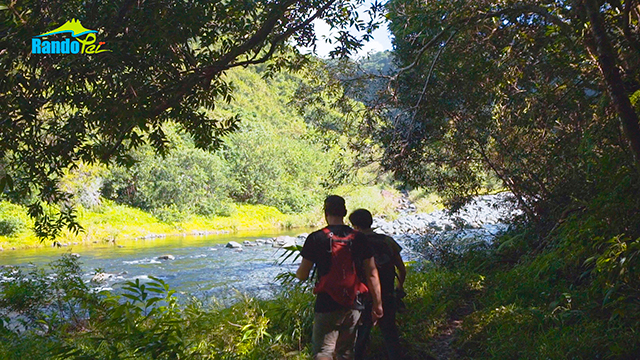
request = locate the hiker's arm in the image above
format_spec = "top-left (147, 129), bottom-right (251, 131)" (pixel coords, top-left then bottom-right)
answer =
top-left (296, 258), bottom-right (314, 281)
top-left (394, 252), bottom-right (406, 290)
top-left (364, 257), bottom-right (383, 321)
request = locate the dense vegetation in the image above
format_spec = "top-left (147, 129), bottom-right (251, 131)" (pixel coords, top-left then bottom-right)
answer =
top-left (2, 0), bottom-right (640, 358)
top-left (0, 0), bottom-right (385, 238)
top-left (0, 62), bottom-right (399, 248)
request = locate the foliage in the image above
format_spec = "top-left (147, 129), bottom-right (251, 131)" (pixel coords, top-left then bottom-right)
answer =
top-left (98, 63), bottom-right (381, 217)
top-left (329, 0), bottom-right (640, 239)
top-left (103, 132), bottom-right (237, 217)
top-left (0, 199), bottom-right (311, 249)
top-left (400, 182), bottom-right (640, 359)
top-left (220, 69), bottom-right (332, 213)
top-left (338, 184), bottom-right (399, 218)
top-left (0, 254), bottom-right (100, 343)
top-left (0, 201), bottom-right (29, 237)
top-left (0, 0), bottom-right (385, 239)
top-left (0, 255), bottom-right (316, 360)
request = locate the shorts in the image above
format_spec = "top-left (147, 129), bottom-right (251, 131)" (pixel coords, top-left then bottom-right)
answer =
top-left (312, 308), bottom-right (361, 360)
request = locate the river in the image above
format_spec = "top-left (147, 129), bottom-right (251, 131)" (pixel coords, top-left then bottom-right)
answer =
top-left (0, 193), bottom-right (516, 304)
top-left (0, 228), bottom-right (317, 304)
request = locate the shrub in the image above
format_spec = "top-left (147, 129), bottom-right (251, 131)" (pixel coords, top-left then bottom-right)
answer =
top-left (103, 145), bottom-right (237, 216)
top-left (0, 201), bottom-right (28, 236)
top-left (0, 217), bottom-right (25, 236)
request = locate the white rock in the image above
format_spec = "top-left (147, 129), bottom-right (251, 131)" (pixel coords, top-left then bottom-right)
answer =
top-left (272, 236), bottom-right (297, 248)
top-left (91, 272), bottom-right (112, 283)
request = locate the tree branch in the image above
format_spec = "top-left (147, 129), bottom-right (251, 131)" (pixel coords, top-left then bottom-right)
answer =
top-left (229, 0), bottom-right (336, 68)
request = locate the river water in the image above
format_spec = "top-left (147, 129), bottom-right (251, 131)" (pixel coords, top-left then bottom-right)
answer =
top-left (0, 228), bottom-right (317, 304)
top-left (0, 194), bottom-right (516, 304)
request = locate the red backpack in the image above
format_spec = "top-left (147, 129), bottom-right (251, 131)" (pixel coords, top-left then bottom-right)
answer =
top-left (313, 228), bottom-right (369, 307)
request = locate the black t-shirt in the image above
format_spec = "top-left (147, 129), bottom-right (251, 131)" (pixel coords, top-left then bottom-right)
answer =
top-left (366, 233), bottom-right (402, 296)
top-left (300, 225), bottom-right (374, 313)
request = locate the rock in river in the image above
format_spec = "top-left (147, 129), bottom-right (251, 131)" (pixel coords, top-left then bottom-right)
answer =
top-left (226, 241), bottom-right (243, 249)
top-left (91, 272), bottom-right (113, 284)
top-left (157, 255), bottom-right (175, 260)
top-left (272, 236), bottom-right (297, 248)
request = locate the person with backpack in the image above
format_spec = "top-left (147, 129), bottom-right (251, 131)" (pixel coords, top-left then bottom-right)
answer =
top-left (296, 195), bottom-right (383, 360)
top-left (350, 208), bottom-right (407, 360)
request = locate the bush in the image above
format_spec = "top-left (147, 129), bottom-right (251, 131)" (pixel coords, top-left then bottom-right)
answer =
top-left (0, 217), bottom-right (25, 236)
top-left (103, 144), bottom-right (237, 216)
top-left (225, 129), bottom-right (329, 213)
top-left (0, 201), bottom-right (28, 236)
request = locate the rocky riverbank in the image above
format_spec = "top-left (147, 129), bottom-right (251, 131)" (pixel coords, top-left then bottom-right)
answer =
top-left (215, 192), bottom-right (520, 263)
top-left (376, 192), bottom-right (520, 262)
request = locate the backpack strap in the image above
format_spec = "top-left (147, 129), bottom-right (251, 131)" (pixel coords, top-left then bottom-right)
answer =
top-left (322, 227), bottom-right (356, 242)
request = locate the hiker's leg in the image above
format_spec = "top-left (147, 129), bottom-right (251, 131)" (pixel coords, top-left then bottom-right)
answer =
top-left (379, 296), bottom-right (405, 360)
top-left (354, 302), bottom-right (373, 360)
top-left (313, 311), bottom-right (342, 360)
top-left (334, 309), bottom-right (361, 360)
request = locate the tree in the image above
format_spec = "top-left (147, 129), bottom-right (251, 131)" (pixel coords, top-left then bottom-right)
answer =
top-left (0, 0), bottom-right (384, 239)
top-left (365, 0), bottom-right (639, 229)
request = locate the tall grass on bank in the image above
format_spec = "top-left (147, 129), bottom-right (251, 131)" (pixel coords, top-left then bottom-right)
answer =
top-left (0, 201), bottom-right (300, 249)
top-left (0, 185), bottom-right (403, 250)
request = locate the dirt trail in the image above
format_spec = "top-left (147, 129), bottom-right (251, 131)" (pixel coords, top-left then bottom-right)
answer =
top-left (424, 303), bottom-right (474, 360)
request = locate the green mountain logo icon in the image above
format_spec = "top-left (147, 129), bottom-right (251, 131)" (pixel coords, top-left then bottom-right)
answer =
top-left (36, 19), bottom-right (97, 38)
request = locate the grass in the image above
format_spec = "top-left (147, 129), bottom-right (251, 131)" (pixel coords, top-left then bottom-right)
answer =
top-left (0, 184), bottom-right (405, 250)
top-left (0, 200), bottom-right (313, 250)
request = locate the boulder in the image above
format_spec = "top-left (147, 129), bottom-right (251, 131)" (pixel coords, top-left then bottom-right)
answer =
top-left (70, 253), bottom-right (81, 258)
top-left (226, 241), bottom-right (243, 249)
top-left (272, 236), bottom-right (297, 248)
top-left (91, 272), bottom-right (112, 284)
top-left (243, 240), bottom-right (256, 247)
top-left (255, 239), bottom-right (266, 245)
top-left (296, 233), bottom-right (309, 240)
top-left (157, 255), bottom-right (175, 260)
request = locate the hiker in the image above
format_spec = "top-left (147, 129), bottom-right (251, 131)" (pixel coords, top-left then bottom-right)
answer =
top-left (350, 208), bottom-right (407, 360)
top-left (296, 195), bottom-right (383, 360)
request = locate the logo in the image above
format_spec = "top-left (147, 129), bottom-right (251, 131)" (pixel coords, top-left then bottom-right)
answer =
top-left (32, 19), bottom-right (110, 54)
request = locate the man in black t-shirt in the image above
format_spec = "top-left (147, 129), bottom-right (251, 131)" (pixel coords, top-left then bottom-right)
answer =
top-left (296, 195), bottom-right (383, 360)
top-left (350, 208), bottom-right (407, 360)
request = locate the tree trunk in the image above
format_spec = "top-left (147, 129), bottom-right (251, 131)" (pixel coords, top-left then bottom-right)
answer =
top-left (583, 0), bottom-right (640, 165)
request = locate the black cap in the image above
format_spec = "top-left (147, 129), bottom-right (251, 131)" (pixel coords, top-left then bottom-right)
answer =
top-left (349, 208), bottom-right (373, 229)
top-left (324, 195), bottom-right (347, 217)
